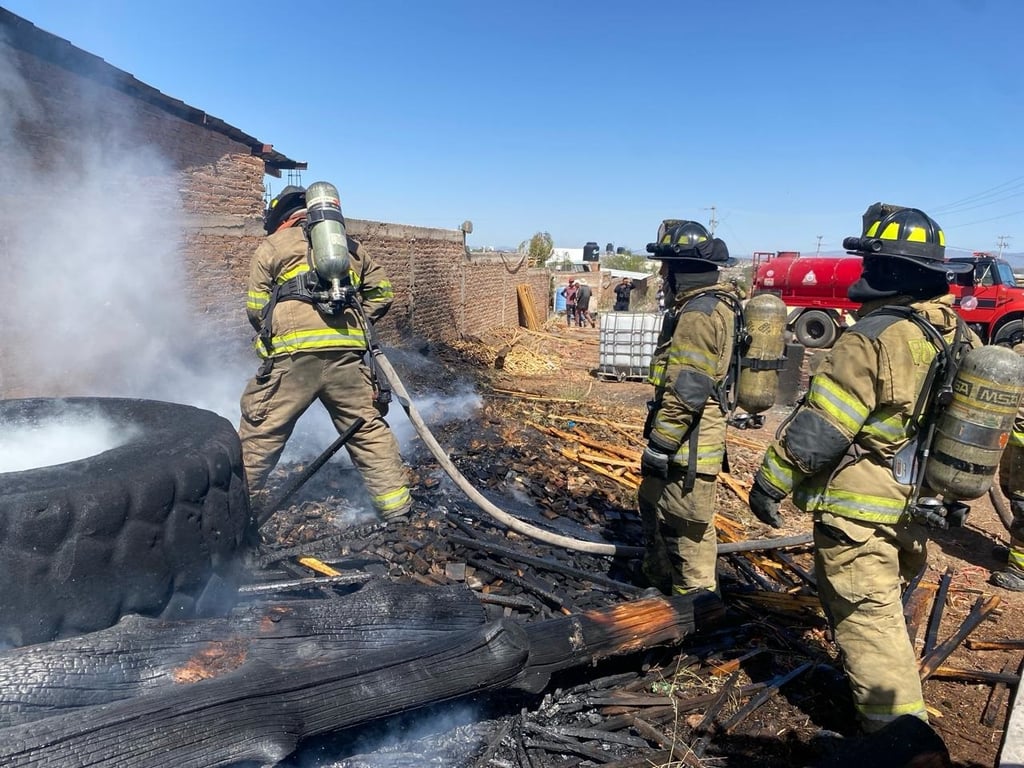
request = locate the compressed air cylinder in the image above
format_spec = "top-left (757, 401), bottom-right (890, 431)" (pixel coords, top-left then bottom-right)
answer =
top-left (736, 293), bottom-right (788, 414)
top-left (925, 344), bottom-right (1024, 500)
top-left (305, 181), bottom-right (351, 291)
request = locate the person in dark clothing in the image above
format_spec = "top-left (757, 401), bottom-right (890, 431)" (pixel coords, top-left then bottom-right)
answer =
top-left (575, 279), bottom-right (595, 327)
top-left (559, 278), bottom-right (579, 327)
top-left (613, 278), bottom-right (634, 311)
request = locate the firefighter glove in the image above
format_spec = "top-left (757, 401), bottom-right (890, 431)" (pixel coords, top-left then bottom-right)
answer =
top-left (749, 475), bottom-right (785, 528)
top-left (641, 444), bottom-right (671, 480)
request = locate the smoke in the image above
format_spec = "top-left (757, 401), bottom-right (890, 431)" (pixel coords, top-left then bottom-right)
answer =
top-left (0, 37), bottom-right (483, 484)
top-left (0, 35), bottom-right (252, 423)
top-left (0, 412), bottom-right (138, 473)
top-left (282, 352), bottom-right (483, 465)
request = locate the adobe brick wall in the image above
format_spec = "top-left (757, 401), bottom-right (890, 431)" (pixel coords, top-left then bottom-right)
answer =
top-left (1, 31), bottom-right (552, 379)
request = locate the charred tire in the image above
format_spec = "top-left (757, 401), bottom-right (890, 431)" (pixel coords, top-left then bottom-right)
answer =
top-left (0, 398), bottom-right (255, 647)
top-left (793, 310), bottom-right (839, 349)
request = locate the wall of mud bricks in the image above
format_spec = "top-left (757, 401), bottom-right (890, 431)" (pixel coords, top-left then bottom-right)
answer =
top-left (1, 15), bottom-right (552, 374)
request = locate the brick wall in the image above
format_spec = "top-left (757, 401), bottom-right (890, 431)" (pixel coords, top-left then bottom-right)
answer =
top-left (1, 31), bottom-right (552, 382)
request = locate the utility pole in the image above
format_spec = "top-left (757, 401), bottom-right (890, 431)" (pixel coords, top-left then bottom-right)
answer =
top-left (703, 206), bottom-right (718, 235)
top-left (997, 235), bottom-right (1011, 257)
top-left (816, 235), bottom-right (823, 255)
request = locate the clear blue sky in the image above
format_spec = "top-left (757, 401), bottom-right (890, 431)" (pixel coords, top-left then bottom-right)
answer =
top-left (5, 0), bottom-right (1023, 256)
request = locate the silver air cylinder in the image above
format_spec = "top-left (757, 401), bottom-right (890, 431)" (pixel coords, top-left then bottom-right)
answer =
top-left (305, 181), bottom-right (351, 302)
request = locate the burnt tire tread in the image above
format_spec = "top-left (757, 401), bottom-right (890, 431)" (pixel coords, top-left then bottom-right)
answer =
top-left (0, 397), bottom-right (254, 647)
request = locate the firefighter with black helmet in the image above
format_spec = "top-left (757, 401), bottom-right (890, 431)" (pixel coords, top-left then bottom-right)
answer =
top-left (238, 183), bottom-right (412, 522)
top-left (749, 203), bottom-right (981, 733)
top-left (637, 220), bottom-right (741, 595)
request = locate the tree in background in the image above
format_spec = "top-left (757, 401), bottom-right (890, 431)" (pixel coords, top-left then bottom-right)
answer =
top-left (519, 232), bottom-right (554, 267)
top-left (600, 249), bottom-right (657, 275)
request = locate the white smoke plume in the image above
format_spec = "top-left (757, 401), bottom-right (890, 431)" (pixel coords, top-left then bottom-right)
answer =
top-left (0, 34), bottom-right (250, 421)
top-left (0, 34), bottom-right (482, 476)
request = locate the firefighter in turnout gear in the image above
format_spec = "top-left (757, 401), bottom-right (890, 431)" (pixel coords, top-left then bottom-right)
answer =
top-left (994, 343), bottom-right (1024, 592)
top-left (238, 183), bottom-right (412, 521)
top-left (749, 203), bottom-right (980, 733)
top-left (638, 220), bottom-right (740, 595)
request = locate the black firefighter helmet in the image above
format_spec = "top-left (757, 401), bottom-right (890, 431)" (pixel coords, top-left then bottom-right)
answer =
top-left (263, 185), bottom-right (307, 235)
top-left (842, 203), bottom-right (972, 275)
top-left (646, 219), bottom-right (735, 269)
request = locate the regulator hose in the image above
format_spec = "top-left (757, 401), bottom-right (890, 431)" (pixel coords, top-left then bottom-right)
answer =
top-left (376, 350), bottom-right (814, 558)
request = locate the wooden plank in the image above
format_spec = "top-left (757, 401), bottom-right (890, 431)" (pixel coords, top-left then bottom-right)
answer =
top-left (0, 620), bottom-right (532, 768)
top-left (919, 596), bottom-right (1002, 681)
top-left (0, 582), bottom-right (487, 728)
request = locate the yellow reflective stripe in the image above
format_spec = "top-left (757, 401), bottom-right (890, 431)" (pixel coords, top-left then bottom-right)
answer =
top-left (938, 230), bottom-right (945, 246)
top-left (857, 699), bottom-right (928, 720)
top-left (279, 264), bottom-right (311, 282)
top-left (760, 446), bottom-right (797, 495)
top-left (670, 445), bottom-right (724, 468)
top-left (905, 225), bottom-right (927, 243)
top-left (865, 221), bottom-right (880, 237)
top-left (363, 284), bottom-right (394, 300)
top-left (666, 345), bottom-right (717, 373)
top-left (1009, 548), bottom-right (1024, 570)
top-left (258, 328), bottom-right (368, 355)
top-left (880, 221), bottom-right (900, 240)
top-left (861, 410), bottom-right (908, 442)
top-left (247, 291), bottom-right (269, 311)
top-left (807, 376), bottom-right (869, 435)
top-left (795, 486), bottom-right (907, 523)
top-left (652, 421), bottom-right (689, 446)
top-left (374, 486), bottom-right (411, 512)
top-left (648, 361), bottom-right (668, 386)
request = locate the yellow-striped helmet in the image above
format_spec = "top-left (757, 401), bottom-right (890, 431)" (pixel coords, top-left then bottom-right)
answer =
top-left (843, 203), bottom-right (971, 274)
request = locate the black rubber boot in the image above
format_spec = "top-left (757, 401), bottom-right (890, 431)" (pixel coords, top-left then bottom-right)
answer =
top-left (991, 567), bottom-right (1024, 592)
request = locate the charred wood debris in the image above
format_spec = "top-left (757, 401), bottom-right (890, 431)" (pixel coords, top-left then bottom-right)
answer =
top-left (235, 378), bottom-right (1011, 768)
top-left (1, 351), bottom-right (1014, 768)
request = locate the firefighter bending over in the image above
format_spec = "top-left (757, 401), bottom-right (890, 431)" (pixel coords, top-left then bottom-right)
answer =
top-left (637, 221), bottom-right (742, 595)
top-left (238, 183), bottom-right (412, 521)
top-left (749, 204), bottom-right (981, 732)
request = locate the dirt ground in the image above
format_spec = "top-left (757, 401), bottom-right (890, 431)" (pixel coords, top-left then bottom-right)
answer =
top-left (430, 316), bottom-right (1024, 767)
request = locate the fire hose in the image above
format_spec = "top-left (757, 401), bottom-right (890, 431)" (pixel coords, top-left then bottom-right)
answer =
top-left (372, 351), bottom-right (645, 557)
top-left (374, 351), bottom-right (814, 558)
top-left (254, 348), bottom-right (812, 556)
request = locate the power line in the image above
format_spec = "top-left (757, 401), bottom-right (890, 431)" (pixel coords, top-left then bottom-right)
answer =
top-left (945, 208), bottom-right (1024, 228)
top-left (931, 175), bottom-right (1024, 214)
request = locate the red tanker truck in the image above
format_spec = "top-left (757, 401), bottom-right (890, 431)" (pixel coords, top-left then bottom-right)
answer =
top-left (750, 251), bottom-right (1024, 349)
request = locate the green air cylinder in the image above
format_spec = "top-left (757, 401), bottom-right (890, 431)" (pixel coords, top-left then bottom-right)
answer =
top-left (736, 293), bottom-right (788, 414)
top-left (305, 181), bottom-right (351, 298)
top-left (925, 344), bottom-right (1024, 500)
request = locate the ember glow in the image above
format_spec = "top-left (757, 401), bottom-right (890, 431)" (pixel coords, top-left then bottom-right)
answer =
top-left (0, 414), bottom-right (138, 473)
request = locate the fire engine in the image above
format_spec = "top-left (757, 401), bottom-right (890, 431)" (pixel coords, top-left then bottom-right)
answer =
top-left (750, 251), bottom-right (1024, 349)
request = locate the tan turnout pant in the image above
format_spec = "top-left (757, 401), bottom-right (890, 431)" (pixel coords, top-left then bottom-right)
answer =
top-left (813, 512), bottom-right (928, 733)
top-left (238, 351), bottom-right (411, 517)
top-left (637, 472), bottom-right (719, 594)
